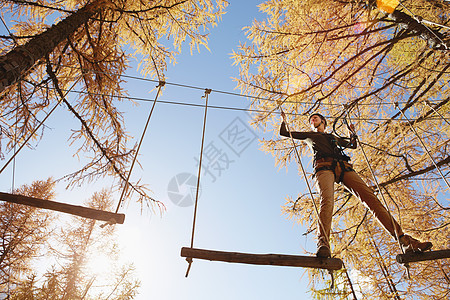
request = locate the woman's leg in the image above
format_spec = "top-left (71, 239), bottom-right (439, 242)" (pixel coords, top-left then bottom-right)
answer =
top-left (315, 170), bottom-right (335, 256)
top-left (342, 170), bottom-right (432, 252)
top-left (342, 170), bottom-right (403, 238)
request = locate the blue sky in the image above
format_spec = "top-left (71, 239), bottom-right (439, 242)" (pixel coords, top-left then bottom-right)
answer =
top-left (0, 1), bottom-right (328, 299)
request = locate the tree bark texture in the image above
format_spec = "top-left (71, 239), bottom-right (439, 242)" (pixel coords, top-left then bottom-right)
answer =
top-left (0, 0), bottom-right (105, 93)
top-left (389, 9), bottom-right (448, 50)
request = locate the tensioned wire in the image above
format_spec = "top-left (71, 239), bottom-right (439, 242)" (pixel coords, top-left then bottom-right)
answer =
top-left (51, 63), bottom-right (448, 108)
top-left (1, 73), bottom-right (447, 182)
top-left (39, 86), bottom-right (449, 122)
top-left (2, 88), bottom-right (443, 184)
top-left (1, 64), bottom-right (446, 178)
top-left (344, 105), bottom-right (409, 277)
top-left (1, 69), bottom-right (445, 192)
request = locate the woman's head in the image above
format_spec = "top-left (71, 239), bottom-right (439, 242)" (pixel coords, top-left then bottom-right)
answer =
top-left (309, 113), bottom-right (327, 131)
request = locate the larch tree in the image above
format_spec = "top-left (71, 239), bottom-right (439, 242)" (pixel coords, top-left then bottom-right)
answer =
top-left (0, 0), bottom-right (227, 209)
top-left (0, 178), bottom-right (55, 293)
top-left (233, 0), bottom-right (449, 299)
top-left (7, 189), bottom-right (140, 299)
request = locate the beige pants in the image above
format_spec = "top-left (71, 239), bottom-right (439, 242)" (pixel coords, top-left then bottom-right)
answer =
top-left (315, 165), bottom-right (403, 247)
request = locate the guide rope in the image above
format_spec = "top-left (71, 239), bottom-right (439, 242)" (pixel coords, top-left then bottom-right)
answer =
top-left (277, 104), bottom-right (330, 252)
top-left (50, 64), bottom-right (450, 111)
top-left (341, 105), bottom-right (405, 243)
top-left (10, 88), bottom-right (22, 195)
top-left (185, 88), bottom-right (211, 277)
top-left (393, 102), bottom-right (450, 190)
top-left (342, 260), bottom-right (358, 300)
top-left (114, 81), bottom-right (165, 214)
top-left (342, 104), bottom-right (410, 277)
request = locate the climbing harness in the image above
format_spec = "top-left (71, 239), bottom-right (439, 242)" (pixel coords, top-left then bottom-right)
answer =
top-left (314, 157), bottom-right (355, 184)
top-left (306, 107), bottom-right (357, 184)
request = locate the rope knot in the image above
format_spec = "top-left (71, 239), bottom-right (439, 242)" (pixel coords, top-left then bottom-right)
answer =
top-left (202, 88), bottom-right (212, 98)
top-left (100, 218), bottom-right (117, 228)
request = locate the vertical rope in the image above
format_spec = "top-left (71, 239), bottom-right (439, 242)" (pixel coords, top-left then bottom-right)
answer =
top-left (345, 109), bottom-right (403, 243)
top-left (11, 95), bottom-right (19, 194)
top-left (277, 105), bottom-right (345, 289)
top-left (114, 81), bottom-right (165, 214)
top-left (366, 226), bottom-right (402, 300)
top-left (185, 88), bottom-right (211, 277)
top-left (394, 102), bottom-right (450, 190)
top-left (345, 107), bottom-right (410, 278)
top-left (0, 14), bottom-right (18, 46)
top-left (278, 108), bottom-right (331, 251)
top-left (341, 261), bottom-right (358, 300)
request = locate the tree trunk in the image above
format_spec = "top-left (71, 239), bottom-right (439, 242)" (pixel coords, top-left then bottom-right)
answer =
top-left (0, 0), bottom-right (107, 94)
top-left (389, 9), bottom-right (448, 50)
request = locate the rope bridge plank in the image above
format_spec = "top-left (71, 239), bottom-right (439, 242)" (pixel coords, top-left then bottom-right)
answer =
top-left (0, 192), bottom-right (125, 224)
top-left (181, 247), bottom-right (343, 270)
top-left (396, 250), bottom-right (450, 264)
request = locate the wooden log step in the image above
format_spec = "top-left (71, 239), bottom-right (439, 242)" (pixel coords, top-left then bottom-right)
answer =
top-left (396, 249), bottom-right (450, 264)
top-left (181, 247), bottom-right (343, 270)
top-left (0, 192), bottom-right (125, 224)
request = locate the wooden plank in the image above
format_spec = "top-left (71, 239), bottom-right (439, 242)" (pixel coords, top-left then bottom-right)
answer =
top-left (181, 247), bottom-right (343, 270)
top-left (0, 192), bottom-right (125, 224)
top-left (396, 249), bottom-right (450, 264)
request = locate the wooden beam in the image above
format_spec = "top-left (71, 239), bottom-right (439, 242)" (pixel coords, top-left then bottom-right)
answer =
top-left (0, 192), bottom-right (125, 224)
top-left (181, 247), bottom-right (343, 270)
top-left (396, 249), bottom-right (450, 264)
